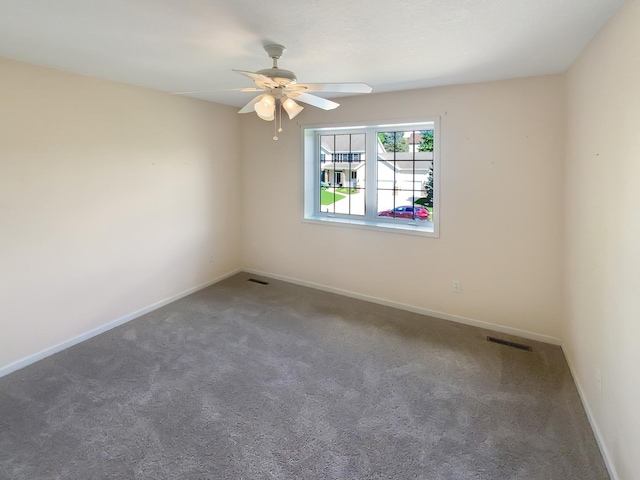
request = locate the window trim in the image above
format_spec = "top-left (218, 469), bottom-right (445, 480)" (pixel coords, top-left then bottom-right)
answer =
top-left (302, 117), bottom-right (440, 238)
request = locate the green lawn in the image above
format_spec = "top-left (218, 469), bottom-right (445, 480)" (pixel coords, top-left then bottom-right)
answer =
top-left (321, 189), bottom-right (345, 205)
top-left (335, 188), bottom-right (357, 194)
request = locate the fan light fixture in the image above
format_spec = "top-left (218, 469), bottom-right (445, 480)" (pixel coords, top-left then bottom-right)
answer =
top-left (173, 44), bottom-right (372, 141)
top-left (252, 93), bottom-right (303, 140)
top-left (236, 44), bottom-right (371, 140)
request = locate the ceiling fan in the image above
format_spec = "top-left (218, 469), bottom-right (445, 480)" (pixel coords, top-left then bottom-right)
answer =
top-left (176, 44), bottom-right (372, 140)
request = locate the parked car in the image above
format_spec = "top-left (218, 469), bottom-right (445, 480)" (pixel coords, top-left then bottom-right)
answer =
top-left (378, 205), bottom-right (430, 220)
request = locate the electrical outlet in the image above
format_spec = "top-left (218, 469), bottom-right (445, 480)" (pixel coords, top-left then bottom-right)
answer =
top-left (596, 369), bottom-right (602, 394)
top-left (209, 255), bottom-right (215, 263)
top-left (452, 281), bottom-right (461, 293)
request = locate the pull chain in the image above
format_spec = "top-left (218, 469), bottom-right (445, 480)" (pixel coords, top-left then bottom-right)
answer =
top-left (273, 101), bottom-right (283, 141)
top-left (273, 102), bottom-right (278, 140)
top-left (273, 115), bottom-right (278, 141)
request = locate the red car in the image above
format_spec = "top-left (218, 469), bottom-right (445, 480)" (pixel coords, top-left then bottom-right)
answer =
top-left (378, 205), bottom-right (430, 220)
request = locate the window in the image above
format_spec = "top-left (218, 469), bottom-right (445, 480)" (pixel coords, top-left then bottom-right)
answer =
top-left (303, 118), bottom-right (439, 236)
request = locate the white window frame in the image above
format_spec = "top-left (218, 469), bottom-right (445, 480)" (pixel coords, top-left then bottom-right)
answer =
top-left (303, 118), bottom-right (440, 237)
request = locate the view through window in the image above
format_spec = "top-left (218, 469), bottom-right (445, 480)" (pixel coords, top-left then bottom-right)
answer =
top-left (304, 119), bottom-right (438, 236)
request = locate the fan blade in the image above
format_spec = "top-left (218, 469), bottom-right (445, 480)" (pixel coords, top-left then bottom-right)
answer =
top-left (287, 83), bottom-right (372, 93)
top-left (238, 95), bottom-right (264, 114)
top-left (173, 89), bottom-right (224, 95)
top-left (172, 87), bottom-right (266, 95)
top-left (287, 92), bottom-right (340, 110)
top-left (232, 69), bottom-right (279, 88)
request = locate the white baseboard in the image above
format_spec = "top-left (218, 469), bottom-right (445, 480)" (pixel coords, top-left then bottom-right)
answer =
top-left (562, 346), bottom-right (619, 480)
top-left (243, 269), bottom-right (562, 346)
top-left (0, 269), bottom-right (241, 378)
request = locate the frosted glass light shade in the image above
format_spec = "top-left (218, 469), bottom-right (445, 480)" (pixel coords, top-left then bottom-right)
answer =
top-left (256, 111), bottom-right (275, 121)
top-left (254, 94), bottom-right (275, 121)
top-left (282, 98), bottom-right (304, 119)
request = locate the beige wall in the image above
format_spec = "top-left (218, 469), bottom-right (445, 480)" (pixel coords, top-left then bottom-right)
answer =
top-left (564, 1), bottom-right (640, 479)
top-left (240, 75), bottom-right (566, 341)
top-left (0, 57), bottom-right (242, 369)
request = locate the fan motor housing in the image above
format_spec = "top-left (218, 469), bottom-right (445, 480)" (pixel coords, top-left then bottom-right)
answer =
top-left (256, 68), bottom-right (297, 87)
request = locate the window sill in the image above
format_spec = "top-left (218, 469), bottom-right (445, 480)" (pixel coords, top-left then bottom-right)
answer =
top-left (302, 214), bottom-right (438, 238)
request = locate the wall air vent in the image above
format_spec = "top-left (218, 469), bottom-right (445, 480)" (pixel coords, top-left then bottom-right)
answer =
top-left (486, 336), bottom-right (533, 352)
top-left (248, 278), bottom-right (269, 285)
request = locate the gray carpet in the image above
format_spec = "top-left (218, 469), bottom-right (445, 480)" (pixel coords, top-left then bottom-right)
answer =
top-left (0, 272), bottom-right (608, 479)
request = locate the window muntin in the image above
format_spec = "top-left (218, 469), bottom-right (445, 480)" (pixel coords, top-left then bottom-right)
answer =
top-left (303, 119), bottom-right (439, 236)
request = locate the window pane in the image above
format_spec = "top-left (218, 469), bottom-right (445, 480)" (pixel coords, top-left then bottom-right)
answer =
top-left (319, 133), bottom-right (365, 216)
top-left (331, 187), bottom-right (365, 216)
top-left (377, 190), bottom-right (397, 216)
top-left (320, 186), bottom-right (337, 214)
top-left (376, 129), bottom-right (434, 220)
top-left (397, 190), bottom-right (419, 211)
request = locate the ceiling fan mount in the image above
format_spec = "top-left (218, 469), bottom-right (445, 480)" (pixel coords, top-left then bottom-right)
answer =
top-left (263, 43), bottom-right (286, 61)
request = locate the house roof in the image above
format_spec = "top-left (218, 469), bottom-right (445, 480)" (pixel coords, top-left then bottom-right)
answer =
top-left (407, 132), bottom-right (424, 145)
top-left (320, 134), bottom-right (366, 153)
top-left (377, 152), bottom-right (433, 161)
top-left (321, 162), bottom-right (366, 172)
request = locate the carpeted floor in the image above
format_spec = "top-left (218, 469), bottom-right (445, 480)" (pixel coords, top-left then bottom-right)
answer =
top-left (0, 272), bottom-right (608, 479)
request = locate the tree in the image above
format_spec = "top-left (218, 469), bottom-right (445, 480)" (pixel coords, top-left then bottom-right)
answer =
top-left (418, 130), bottom-right (434, 152)
top-left (423, 164), bottom-right (434, 207)
top-left (414, 130), bottom-right (434, 208)
top-left (378, 132), bottom-right (409, 152)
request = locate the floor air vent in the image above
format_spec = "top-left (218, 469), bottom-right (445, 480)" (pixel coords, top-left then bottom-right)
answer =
top-left (487, 336), bottom-right (533, 352)
top-left (248, 278), bottom-right (269, 285)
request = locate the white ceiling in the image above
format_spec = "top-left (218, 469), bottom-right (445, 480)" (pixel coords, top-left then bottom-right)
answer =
top-left (0, 0), bottom-right (625, 108)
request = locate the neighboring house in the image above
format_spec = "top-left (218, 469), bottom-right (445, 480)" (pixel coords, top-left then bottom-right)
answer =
top-left (377, 151), bottom-right (433, 195)
top-left (320, 134), bottom-right (433, 196)
top-left (407, 131), bottom-right (422, 153)
top-left (320, 134), bottom-right (366, 188)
